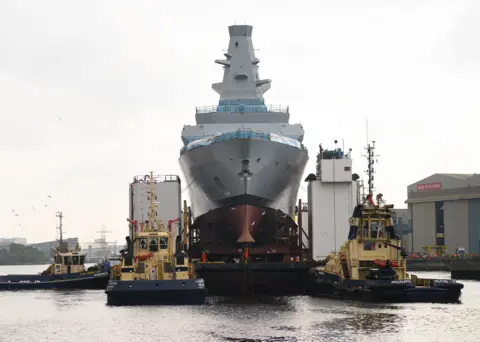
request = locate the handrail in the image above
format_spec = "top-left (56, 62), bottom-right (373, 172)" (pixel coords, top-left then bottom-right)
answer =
top-left (132, 174), bottom-right (180, 183)
top-left (195, 104), bottom-right (289, 114)
top-left (180, 130), bottom-right (307, 155)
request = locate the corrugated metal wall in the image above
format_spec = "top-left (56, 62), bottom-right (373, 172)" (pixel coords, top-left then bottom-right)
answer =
top-left (444, 200), bottom-right (468, 254)
top-left (412, 202), bottom-right (435, 252)
top-left (434, 201), bottom-right (444, 246)
top-left (310, 181), bottom-right (355, 260)
top-left (468, 199), bottom-right (480, 254)
top-left (131, 181), bottom-right (182, 238)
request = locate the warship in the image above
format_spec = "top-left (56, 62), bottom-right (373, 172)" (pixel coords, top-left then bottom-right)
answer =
top-left (178, 25), bottom-right (310, 295)
top-left (180, 25), bottom-right (308, 263)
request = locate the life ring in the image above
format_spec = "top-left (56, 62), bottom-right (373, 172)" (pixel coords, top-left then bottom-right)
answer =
top-left (134, 253), bottom-right (154, 262)
top-left (373, 259), bottom-right (398, 268)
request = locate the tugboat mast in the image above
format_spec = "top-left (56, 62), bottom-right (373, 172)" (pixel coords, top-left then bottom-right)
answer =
top-left (145, 171), bottom-right (162, 232)
top-left (365, 141), bottom-right (378, 196)
top-left (56, 211), bottom-right (64, 245)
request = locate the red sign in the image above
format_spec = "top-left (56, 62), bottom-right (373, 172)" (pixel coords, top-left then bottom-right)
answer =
top-left (416, 182), bottom-right (442, 191)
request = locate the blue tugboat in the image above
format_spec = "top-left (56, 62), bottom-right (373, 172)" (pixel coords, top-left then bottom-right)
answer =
top-left (105, 172), bottom-right (207, 306)
top-left (0, 212), bottom-right (110, 290)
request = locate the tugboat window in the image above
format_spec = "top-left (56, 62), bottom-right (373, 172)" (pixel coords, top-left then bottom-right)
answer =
top-left (149, 238), bottom-right (158, 252)
top-left (159, 237), bottom-right (168, 249)
top-left (64, 256), bottom-right (72, 265)
top-left (377, 223), bottom-right (385, 238)
top-left (139, 238), bottom-right (148, 250)
top-left (79, 255), bottom-right (86, 265)
top-left (362, 223), bottom-right (369, 238)
top-left (370, 221), bottom-right (379, 238)
top-left (72, 255), bottom-right (79, 265)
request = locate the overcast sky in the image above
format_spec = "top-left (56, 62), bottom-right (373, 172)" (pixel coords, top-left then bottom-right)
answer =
top-left (1, 0), bottom-right (479, 244)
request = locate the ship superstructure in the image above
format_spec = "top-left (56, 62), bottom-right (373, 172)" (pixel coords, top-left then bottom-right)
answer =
top-left (179, 25), bottom-right (308, 252)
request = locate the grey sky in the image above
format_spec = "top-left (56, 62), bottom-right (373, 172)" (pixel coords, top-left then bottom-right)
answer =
top-left (1, 0), bottom-right (479, 244)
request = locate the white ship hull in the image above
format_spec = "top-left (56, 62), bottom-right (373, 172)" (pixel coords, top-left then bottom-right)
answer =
top-left (179, 138), bottom-right (308, 219)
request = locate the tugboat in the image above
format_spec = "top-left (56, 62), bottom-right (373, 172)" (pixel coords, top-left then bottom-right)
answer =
top-left (307, 143), bottom-right (463, 303)
top-left (0, 212), bottom-right (110, 290)
top-left (308, 195), bottom-right (464, 303)
top-left (105, 172), bottom-right (207, 306)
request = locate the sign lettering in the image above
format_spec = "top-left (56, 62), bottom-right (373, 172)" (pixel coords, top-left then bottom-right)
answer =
top-left (416, 182), bottom-right (442, 191)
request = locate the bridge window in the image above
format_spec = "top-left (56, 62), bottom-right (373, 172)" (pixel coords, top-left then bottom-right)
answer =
top-left (149, 238), bottom-right (158, 252)
top-left (370, 221), bottom-right (379, 238)
top-left (377, 223), bottom-right (385, 238)
top-left (361, 223), bottom-right (369, 238)
top-left (139, 238), bottom-right (148, 250)
top-left (79, 255), bottom-right (86, 265)
top-left (63, 256), bottom-right (72, 265)
top-left (159, 237), bottom-right (168, 250)
top-left (72, 255), bottom-right (79, 265)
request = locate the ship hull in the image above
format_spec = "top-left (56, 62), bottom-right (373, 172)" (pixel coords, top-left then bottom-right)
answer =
top-left (179, 138), bottom-right (308, 219)
top-left (0, 272), bottom-right (110, 290)
top-left (105, 279), bottom-right (207, 306)
top-left (307, 269), bottom-right (463, 303)
top-left (188, 204), bottom-right (305, 258)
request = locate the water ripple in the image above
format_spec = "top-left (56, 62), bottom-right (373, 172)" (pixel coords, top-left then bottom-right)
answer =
top-left (1, 267), bottom-right (480, 342)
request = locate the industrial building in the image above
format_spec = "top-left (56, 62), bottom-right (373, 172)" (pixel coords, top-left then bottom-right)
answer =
top-left (391, 209), bottom-right (412, 253)
top-left (28, 238), bottom-right (79, 259)
top-left (405, 173), bottom-right (480, 254)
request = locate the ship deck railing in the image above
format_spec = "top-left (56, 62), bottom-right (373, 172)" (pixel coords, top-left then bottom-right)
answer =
top-left (180, 129), bottom-right (307, 154)
top-left (195, 104), bottom-right (289, 114)
top-left (132, 174), bottom-right (180, 183)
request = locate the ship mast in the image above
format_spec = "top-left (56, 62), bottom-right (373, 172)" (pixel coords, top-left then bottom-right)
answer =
top-left (212, 25), bottom-right (271, 101)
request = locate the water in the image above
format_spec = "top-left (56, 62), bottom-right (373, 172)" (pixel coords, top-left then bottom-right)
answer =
top-left (1, 265), bottom-right (479, 342)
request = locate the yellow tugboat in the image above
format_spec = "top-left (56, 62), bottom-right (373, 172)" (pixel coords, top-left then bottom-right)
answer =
top-left (307, 143), bottom-right (463, 303)
top-left (308, 193), bottom-right (464, 303)
top-left (105, 172), bottom-right (207, 305)
top-left (0, 212), bottom-right (109, 290)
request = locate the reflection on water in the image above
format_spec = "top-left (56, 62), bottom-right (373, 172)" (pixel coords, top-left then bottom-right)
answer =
top-left (0, 268), bottom-right (479, 342)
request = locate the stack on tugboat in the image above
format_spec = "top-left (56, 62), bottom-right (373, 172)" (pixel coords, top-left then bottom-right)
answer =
top-left (105, 172), bottom-right (207, 306)
top-left (307, 143), bottom-right (464, 303)
top-left (0, 212), bottom-right (110, 290)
